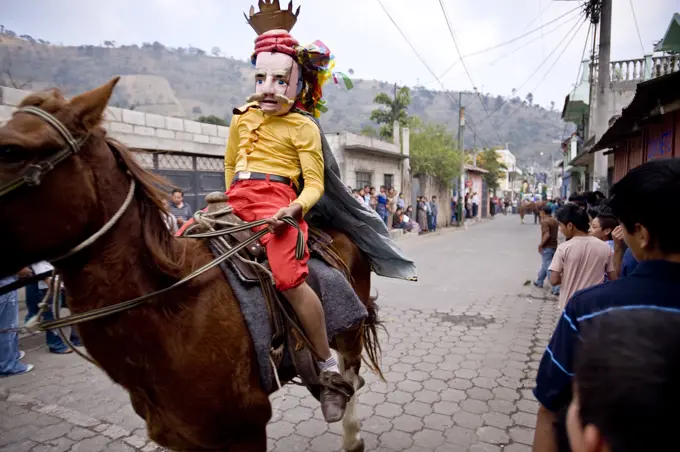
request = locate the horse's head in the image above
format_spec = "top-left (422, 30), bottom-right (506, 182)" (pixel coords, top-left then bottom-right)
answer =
top-left (0, 78), bottom-right (122, 277)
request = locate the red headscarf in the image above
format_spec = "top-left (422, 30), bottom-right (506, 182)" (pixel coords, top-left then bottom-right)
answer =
top-left (253, 30), bottom-right (299, 59)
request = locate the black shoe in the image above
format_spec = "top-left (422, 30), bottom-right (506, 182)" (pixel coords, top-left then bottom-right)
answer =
top-left (318, 370), bottom-right (355, 423)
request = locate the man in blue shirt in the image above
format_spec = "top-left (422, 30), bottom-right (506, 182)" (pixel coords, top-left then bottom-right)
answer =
top-left (532, 159), bottom-right (680, 452)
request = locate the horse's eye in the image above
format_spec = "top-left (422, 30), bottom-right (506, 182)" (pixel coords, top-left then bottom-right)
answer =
top-left (0, 145), bottom-right (25, 163)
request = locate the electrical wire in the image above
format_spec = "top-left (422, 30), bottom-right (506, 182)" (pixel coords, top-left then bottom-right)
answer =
top-left (374, 0), bottom-right (492, 148)
top-left (522, 0), bottom-right (555, 32)
top-left (558, 18), bottom-right (595, 159)
top-left (628, 0), bottom-right (645, 54)
top-left (427, 4), bottom-right (583, 87)
top-left (426, 11), bottom-right (581, 86)
top-left (497, 17), bottom-right (588, 129)
top-left (437, 0), bottom-right (505, 146)
top-left (477, 9), bottom-right (586, 127)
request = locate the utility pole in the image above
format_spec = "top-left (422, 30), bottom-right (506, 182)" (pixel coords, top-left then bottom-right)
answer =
top-left (457, 91), bottom-right (465, 226)
top-left (592, 0), bottom-right (611, 194)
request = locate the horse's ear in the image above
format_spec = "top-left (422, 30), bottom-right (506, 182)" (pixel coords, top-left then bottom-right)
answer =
top-left (69, 77), bottom-right (120, 130)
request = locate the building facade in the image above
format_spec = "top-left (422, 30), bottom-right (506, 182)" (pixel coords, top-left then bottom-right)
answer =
top-left (560, 14), bottom-right (679, 195)
top-left (590, 71), bottom-right (680, 182)
top-left (0, 86), bottom-right (405, 211)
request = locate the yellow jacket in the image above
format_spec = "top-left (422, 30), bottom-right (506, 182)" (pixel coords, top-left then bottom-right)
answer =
top-left (225, 104), bottom-right (325, 214)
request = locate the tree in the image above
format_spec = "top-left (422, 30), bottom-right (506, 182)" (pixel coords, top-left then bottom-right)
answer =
top-left (0, 56), bottom-right (32, 89)
top-left (495, 95), bottom-right (504, 110)
top-left (196, 115), bottom-right (228, 126)
top-left (476, 148), bottom-right (508, 192)
top-left (360, 125), bottom-right (378, 138)
top-left (409, 121), bottom-right (462, 186)
top-left (550, 101), bottom-right (555, 112)
top-left (211, 46), bottom-right (221, 57)
top-left (369, 86), bottom-right (411, 139)
top-left (104, 40), bottom-right (116, 48)
top-left (526, 92), bottom-right (534, 106)
top-left (192, 106), bottom-right (203, 114)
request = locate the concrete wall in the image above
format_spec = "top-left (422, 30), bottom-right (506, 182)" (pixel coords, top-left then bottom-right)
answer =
top-left (326, 131), bottom-right (404, 194)
top-left (1, 86), bottom-right (406, 190)
top-left (0, 86), bottom-right (228, 157)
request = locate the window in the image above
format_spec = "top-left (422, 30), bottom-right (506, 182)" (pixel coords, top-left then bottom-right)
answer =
top-left (384, 174), bottom-right (394, 189)
top-left (355, 171), bottom-right (372, 189)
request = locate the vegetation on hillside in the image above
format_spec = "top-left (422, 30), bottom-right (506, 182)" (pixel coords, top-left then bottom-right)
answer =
top-left (0, 30), bottom-right (569, 166)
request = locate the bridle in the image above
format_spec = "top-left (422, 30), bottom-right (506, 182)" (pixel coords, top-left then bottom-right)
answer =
top-left (0, 105), bottom-right (303, 365)
top-left (0, 106), bottom-right (90, 198)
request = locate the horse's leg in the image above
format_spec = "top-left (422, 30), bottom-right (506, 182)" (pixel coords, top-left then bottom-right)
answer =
top-left (337, 351), bottom-right (364, 452)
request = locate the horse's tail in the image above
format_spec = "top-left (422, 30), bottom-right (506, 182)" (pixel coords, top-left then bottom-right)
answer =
top-left (362, 289), bottom-right (386, 381)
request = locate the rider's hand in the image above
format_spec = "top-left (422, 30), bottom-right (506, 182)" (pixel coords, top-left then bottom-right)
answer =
top-left (268, 203), bottom-right (303, 234)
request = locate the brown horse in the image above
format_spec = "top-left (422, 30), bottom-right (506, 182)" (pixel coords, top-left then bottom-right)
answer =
top-left (0, 78), bottom-right (381, 452)
top-left (519, 200), bottom-right (546, 224)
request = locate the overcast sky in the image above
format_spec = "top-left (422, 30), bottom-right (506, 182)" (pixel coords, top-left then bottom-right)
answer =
top-left (2, 0), bottom-right (677, 108)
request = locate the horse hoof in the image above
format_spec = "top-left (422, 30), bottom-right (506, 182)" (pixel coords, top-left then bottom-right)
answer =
top-left (345, 439), bottom-right (365, 452)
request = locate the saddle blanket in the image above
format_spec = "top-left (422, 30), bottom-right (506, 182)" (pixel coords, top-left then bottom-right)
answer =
top-left (217, 256), bottom-right (368, 393)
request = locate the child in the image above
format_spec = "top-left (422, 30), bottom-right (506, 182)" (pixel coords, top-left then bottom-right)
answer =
top-left (567, 309), bottom-right (680, 452)
top-left (549, 204), bottom-right (615, 309)
top-left (589, 213), bottom-right (619, 251)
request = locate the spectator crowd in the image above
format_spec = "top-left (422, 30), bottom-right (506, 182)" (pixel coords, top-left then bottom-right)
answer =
top-left (351, 185), bottom-right (440, 235)
top-left (530, 159), bottom-right (680, 452)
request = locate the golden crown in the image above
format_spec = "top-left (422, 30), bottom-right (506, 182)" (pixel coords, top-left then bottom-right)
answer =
top-left (245, 0), bottom-right (301, 35)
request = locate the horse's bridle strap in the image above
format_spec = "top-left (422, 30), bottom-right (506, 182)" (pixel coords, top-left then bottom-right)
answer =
top-left (0, 106), bottom-right (88, 198)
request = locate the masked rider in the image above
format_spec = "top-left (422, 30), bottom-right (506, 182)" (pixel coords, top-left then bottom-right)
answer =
top-left (223, 2), bottom-right (354, 423)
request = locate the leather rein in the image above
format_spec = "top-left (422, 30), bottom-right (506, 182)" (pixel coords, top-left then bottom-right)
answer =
top-left (0, 106), bottom-right (304, 351)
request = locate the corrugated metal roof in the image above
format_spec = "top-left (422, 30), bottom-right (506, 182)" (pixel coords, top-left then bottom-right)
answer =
top-left (590, 71), bottom-right (680, 153)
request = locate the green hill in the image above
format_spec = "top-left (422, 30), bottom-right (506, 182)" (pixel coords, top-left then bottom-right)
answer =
top-left (0, 33), bottom-right (568, 166)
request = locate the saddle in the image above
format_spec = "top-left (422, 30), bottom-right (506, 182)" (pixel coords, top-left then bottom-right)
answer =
top-left (184, 192), bottom-right (354, 399)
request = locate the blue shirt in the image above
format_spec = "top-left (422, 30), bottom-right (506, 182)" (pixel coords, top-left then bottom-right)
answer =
top-left (533, 260), bottom-right (680, 412)
top-left (621, 247), bottom-right (639, 277)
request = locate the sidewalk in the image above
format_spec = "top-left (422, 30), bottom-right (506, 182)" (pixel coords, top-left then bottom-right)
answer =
top-left (391, 215), bottom-right (493, 242)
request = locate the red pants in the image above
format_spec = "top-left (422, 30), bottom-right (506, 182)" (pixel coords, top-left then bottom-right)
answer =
top-left (180, 180), bottom-right (306, 292)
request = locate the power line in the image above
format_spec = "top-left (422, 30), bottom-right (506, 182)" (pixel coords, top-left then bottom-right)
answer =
top-left (437, 0), bottom-right (505, 146)
top-left (497, 17), bottom-right (588, 129)
top-left (559, 19), bottom-right (596, 153)
top-left (426, 11), bottom-right (581, 86)
top-left (522, 0), bottom-right (555, 32)
top-left (477, 10), bottom-right (586, 126)
top-left (429, 4), bottom-right (583, 85)
top-left (628, 0), bottom-right (645, 54)
top-left (374, 0), bottom-right (492, 148)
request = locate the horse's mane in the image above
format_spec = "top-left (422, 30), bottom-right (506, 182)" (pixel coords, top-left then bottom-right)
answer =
top-left (105, 138), bottom-right (188, 280)
top-left (17, 88), bottom-right (188, 280)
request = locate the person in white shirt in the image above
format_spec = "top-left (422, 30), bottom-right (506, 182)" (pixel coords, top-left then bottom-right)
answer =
top-left (25, 261), bottom-right (81, 354)
top-left (472, 192), bottom-right (480, 218)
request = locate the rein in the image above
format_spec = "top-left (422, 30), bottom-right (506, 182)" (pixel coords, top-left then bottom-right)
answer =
top-left (1, 106), bottom-right (305, 358)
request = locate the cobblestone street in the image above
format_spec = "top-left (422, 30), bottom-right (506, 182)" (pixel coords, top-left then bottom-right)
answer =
top-left (1, 215), bottom-right (560, 451)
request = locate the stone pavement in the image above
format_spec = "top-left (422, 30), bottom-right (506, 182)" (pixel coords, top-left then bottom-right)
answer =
top-left (0, 215), bottom-right (561, 451)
